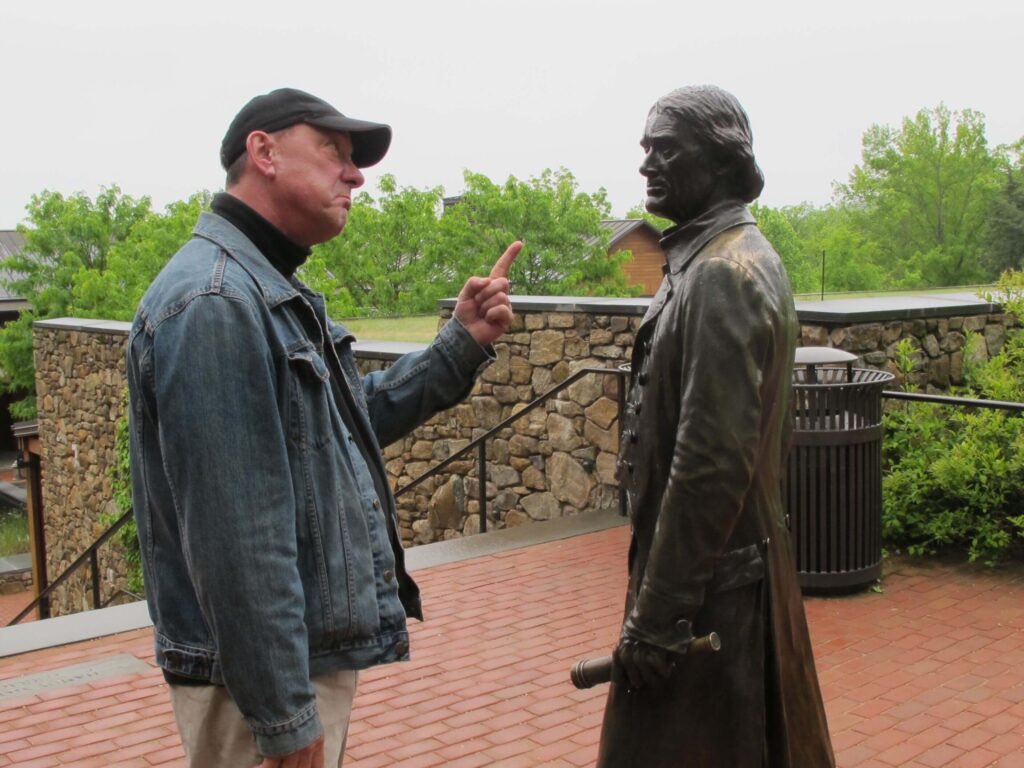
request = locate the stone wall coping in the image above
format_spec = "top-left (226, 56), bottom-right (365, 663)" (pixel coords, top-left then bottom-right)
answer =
top-left (439, 292), bottom-right (1003, 324)
top-left (34, 318), bottom-right (130, 335)
top-left (795, 293), bottom-right (1000, 324)
top-left (351, 339), bottom-right (428, 359)
top-left (36, 292), bottom-right (1003, 340)
top-left (440, 295), bottom-right (652, 315)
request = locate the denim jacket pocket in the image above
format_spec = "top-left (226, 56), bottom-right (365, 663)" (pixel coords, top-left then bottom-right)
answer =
top-left (285, 342), bottom-right (334, 450)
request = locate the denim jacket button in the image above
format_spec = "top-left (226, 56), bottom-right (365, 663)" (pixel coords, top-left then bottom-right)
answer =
top-left (383, 569), bottom-right (395, 582)
top-left (372, 499), bottom-right (381, 509)
top-left (394, 640), bottom-right (409, 656)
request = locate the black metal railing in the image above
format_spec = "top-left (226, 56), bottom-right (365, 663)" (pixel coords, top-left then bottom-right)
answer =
top-left (6, 509), bottom-right (142, 626)
top-left (6, 366), bottom-right (629, 626)
top-left (882, 390), bottom-right (1024, 414)
top-left (394, 366), bottom-right (629, 532)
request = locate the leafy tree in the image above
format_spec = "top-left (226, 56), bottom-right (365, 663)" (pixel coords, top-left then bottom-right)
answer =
top-left (72, 192), bottom-right (212, 321)
top-left (750, 203), bottom-right (819, 292)
top-left (624, 204), bottom-right (672, 233)
top-left (784, 204), bottom-right (887, 293)
top-left (983, 139), bottom-right (1024, 276)
top-left (0, 186), bottom-right (153, 416)
top-left (437, 168), bottom-right (634, 298)
top-left (838, 105), bottom-right (1001, 287)
top-left (303, 175), bottom-right (444, 316)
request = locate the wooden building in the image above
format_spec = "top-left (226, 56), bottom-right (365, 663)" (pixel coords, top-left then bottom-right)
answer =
top-left (598, 219), bottom-right (666, 296)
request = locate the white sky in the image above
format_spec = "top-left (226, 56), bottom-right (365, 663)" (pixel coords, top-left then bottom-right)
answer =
top-left (2, 0), bottom-right (1021, 229)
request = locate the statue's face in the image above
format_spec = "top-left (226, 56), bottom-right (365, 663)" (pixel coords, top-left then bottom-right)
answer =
top-left (640, 109), bottom-right (718, 225)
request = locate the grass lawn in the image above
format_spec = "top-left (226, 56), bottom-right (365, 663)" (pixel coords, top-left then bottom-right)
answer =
top-left (0, 506), bottom-right (28, 557)
top-left (340, 315), bottom-right (440, 344)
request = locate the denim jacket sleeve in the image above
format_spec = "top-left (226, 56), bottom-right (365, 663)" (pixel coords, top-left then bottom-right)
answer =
top-left (150, 291), bottom-right (321, 757)
top-left (358, 318), bottom-right (494, 447)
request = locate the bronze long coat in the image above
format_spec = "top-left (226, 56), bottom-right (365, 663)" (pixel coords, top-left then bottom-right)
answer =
top-left (597, 202), bottom-right (834, 767)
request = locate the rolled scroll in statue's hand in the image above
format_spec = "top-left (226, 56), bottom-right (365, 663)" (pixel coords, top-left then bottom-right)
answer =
top-left (570, 631), bottom-right (721, 690)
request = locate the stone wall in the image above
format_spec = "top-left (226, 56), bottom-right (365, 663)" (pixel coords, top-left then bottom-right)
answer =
top-left (30, 293), bottom-right (1018, 614)
top-left (368, 304), bottom-right (636, 547)
top-left (801, 313), bottom-right (1019, 390)
top-left (33, 320), bottom-right (130, 616)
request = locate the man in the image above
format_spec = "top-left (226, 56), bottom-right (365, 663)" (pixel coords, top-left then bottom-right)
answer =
top-left (127, 88), bottom-right (521, 767)
top-left (596, 86), bottom-right (835, 767)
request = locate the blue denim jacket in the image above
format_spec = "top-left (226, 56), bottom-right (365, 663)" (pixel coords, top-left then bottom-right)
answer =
top-left (127, 212), bottom-right (490, 756)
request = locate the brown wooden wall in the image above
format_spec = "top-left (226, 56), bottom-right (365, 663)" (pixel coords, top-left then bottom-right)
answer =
top-left (614, 230), bottom-right (665, 296)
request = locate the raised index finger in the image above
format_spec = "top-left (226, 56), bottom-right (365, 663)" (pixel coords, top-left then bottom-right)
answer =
top-left (489, 241), bottom-right (523, 279)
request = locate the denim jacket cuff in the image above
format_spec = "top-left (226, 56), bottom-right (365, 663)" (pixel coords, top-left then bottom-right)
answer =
top-left (436, 317), bottom-right (495, 379)
top-left (251, 701), bottom-right (323, 758)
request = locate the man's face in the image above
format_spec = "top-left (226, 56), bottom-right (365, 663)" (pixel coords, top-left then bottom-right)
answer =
top-left (639, 109), bottom-right (719, 225)
top-left (269, 124), bottom-right (365, 247)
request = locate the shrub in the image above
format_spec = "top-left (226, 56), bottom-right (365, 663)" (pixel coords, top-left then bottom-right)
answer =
top-left (882, 271), bottom-right (1024, 564)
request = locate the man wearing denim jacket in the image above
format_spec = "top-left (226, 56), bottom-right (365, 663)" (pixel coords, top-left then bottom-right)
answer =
top-left (127, 88), bottom-right (521, 768)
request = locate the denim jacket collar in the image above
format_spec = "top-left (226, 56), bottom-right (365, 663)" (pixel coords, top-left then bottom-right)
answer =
top-left (192, 211), bottom-right (305, 309)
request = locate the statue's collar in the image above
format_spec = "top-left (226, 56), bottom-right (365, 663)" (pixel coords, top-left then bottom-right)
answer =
top-left (660, 201), bottom-right (755, 274)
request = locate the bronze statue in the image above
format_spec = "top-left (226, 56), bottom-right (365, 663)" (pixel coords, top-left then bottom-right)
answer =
top-left (594, 86), bottom-right (835, 767)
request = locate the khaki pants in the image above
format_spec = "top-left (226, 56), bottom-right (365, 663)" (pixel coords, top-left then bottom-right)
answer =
top-left (169, 670), bottom-right (358, 768)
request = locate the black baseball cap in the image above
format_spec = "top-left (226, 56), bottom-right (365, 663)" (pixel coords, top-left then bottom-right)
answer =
top-left (220, 88), bottom-right (392, 170)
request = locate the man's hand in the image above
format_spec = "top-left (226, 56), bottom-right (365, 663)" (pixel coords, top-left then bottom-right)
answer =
top-left (258, 735), bottom-right (324, 768)
top-left (453, 241), bottom-right (522, 347)
top-left (613, 636), bottom-right (676, 690)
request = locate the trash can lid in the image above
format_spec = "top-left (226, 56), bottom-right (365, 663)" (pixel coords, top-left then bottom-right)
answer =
top-left (794, 347), bottom-right (858, 366)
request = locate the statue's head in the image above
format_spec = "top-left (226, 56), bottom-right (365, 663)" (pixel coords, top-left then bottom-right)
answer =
top-left (640, 85), bottom-right (764, 225)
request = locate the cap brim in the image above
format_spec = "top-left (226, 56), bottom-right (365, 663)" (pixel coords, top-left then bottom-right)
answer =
top-left (307, 115), bottom-right (392, 168)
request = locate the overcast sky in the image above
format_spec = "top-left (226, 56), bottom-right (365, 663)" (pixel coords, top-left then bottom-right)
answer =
top-left (2, 0), bottom-right (1021, 229)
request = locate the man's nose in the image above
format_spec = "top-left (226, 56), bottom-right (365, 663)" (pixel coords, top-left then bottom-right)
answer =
top-left (344, 163), bottom-right (365, 189)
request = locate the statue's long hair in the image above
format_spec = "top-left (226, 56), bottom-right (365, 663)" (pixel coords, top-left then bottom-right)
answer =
top-left (653, 85), bottom-right (765, 203)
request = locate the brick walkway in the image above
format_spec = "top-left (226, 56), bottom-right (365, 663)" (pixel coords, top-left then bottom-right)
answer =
top-left (2, 525), bottom-right (1023, 767)
top-left (0, 590), bottom-right (34, 628)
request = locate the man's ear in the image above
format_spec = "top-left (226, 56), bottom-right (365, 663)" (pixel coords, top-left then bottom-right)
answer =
top-left (246, 131), bottom-right (276, 179)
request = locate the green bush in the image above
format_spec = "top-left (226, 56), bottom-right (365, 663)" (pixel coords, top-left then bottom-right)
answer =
top-left (102, 391), bottom-right (143, 595)
top-left (882, 271), bottom-right (1024, 564)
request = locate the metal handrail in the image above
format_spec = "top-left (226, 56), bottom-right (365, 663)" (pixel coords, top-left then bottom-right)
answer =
top-left (6, 509), bottom-right (137, 626)
top-left (6, 366), bottom-right (629, 625)
top-left (883, 390), bottom-right (1024, 414)
top-left (394, 366), bottom-right (628, 531)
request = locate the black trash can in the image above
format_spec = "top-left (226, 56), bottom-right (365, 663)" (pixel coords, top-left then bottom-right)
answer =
top-left (784, 347), bottom-right (894, 594)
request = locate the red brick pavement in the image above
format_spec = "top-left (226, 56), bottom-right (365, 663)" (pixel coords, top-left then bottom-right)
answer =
top-left (1, 525), bottom-right (1023, 767)
top-left (0, 590), bottom-right (34, 628)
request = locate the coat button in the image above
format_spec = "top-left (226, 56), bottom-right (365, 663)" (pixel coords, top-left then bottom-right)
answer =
top-left (638, 372), bottom-right (648, 385)
top-left (394, 640), bottom-right (409, 656)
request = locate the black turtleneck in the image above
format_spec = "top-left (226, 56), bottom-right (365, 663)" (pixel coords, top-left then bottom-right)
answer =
top-left (211, 192), bottom-right (310, 280)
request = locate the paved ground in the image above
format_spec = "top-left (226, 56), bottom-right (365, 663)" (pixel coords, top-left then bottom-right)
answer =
top-left (2, 524), bottom-right (1024, 767)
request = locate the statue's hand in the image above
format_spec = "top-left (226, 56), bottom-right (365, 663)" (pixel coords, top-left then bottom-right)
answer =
top-left (613, 635), bottom-right (676, 690)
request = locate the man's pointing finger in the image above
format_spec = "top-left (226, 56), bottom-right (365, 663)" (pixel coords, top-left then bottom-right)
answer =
top-left (489, 241), bottom-right (523, 279)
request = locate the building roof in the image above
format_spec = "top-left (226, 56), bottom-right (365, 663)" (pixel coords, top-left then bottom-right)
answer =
top-left (587, 218), bottom-right (662, 249)
top-left (0, 231), bottom-right (27, 307)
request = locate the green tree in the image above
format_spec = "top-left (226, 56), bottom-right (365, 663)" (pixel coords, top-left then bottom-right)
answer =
top-left (983, 139), bottom-right (1024, 276)
top-left (838, 104), bottom-right (1001, 287)
top-left (72, 192), bottom-right (212, 321)
top-left (439, 168), bottom-right (634, 297)
top-left (624, 204), bottom-right (672, 233)
top-left (750, 203), bottom-right (819, 292)
top-left (303, 175), bottom-right (444, 317)
top-left (0, 186), bottom-right (153, 416)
